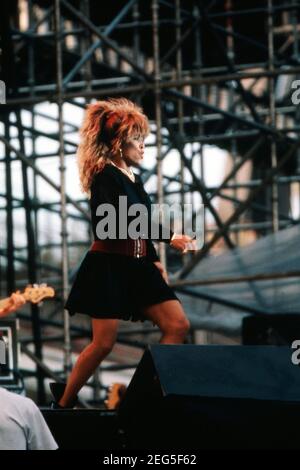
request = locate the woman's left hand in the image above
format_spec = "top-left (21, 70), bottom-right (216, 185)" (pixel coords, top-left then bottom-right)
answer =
top-left (153, 261), bottom-right (169, 284)
top-left (170, 234), bottom-right (198, 253)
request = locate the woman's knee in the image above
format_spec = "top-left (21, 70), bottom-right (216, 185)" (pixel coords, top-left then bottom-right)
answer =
top-left (90, 340), bottom-right (114, 358)
top-left (91, 318), bottom-right (118, 356)
top-left (143, 300), bottom-right (191, 338)
top-left (163, 316), bottom-right (191, 338)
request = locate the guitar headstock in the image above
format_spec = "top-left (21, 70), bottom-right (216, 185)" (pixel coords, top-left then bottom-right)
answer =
top-left (23, 284), bottom-right (55, 304)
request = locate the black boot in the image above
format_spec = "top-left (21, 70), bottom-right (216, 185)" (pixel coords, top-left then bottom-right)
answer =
top-left (50, 400), bottom-right (67, 409)
top-left (49, 382), bottom-right (67, 402)
top-left (49, 382), bottom-right (78, 409)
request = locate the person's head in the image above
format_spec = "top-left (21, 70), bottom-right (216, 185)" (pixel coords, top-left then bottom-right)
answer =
top-left (77, 97), bottom-right (150, 194)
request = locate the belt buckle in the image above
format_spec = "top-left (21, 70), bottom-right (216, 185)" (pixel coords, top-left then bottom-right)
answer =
top-left (134, 238), bottom-right (141, 258)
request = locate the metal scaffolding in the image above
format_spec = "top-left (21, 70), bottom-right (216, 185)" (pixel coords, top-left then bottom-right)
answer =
top-left (1, 0), bottom-right (300, 404)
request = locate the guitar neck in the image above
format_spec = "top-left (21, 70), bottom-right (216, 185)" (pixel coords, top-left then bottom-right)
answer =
top-left (0, 285), bottom-right (55, 311)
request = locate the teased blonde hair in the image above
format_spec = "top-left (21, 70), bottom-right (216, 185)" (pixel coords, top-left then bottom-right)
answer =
top-left (77, 97), bottom-right (150, 195)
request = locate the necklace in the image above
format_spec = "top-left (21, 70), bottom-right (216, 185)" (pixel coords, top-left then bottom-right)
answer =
top-left (109, 160), bottom-right (135, 182)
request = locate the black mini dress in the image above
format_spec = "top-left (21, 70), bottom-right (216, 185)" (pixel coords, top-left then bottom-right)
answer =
top-left (64, 164), bottom-right (180, 323)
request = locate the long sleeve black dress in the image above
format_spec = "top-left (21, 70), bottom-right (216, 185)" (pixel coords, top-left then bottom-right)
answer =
top-left (64, 163), bottom-right (180, 322)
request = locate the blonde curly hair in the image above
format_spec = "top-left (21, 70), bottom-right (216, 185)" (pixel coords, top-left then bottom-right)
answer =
top-left (77, 97), bottom-right (150, 196)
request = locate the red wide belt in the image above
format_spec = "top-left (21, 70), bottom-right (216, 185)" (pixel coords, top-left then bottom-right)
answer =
top-left (90, 239), bottom-right (147, 258)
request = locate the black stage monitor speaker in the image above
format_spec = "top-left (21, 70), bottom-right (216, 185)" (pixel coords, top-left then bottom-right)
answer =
top-left (242, 313), bottom-right (300, 345)
top-left (118, 345), bottom-right (300, 450)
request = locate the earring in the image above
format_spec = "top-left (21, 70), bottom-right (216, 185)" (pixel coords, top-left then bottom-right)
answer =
top-left (119, 148), bottom-right (123, 158)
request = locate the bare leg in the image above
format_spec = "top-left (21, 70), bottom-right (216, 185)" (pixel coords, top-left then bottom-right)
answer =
top-left (59, 318), bottom-right (119, 407)
top-left (141, 299), bottom-right (190, 344)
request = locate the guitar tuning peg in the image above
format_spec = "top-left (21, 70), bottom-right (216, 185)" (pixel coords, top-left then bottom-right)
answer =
top-left (33, 283), bottom-right (38, 288)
